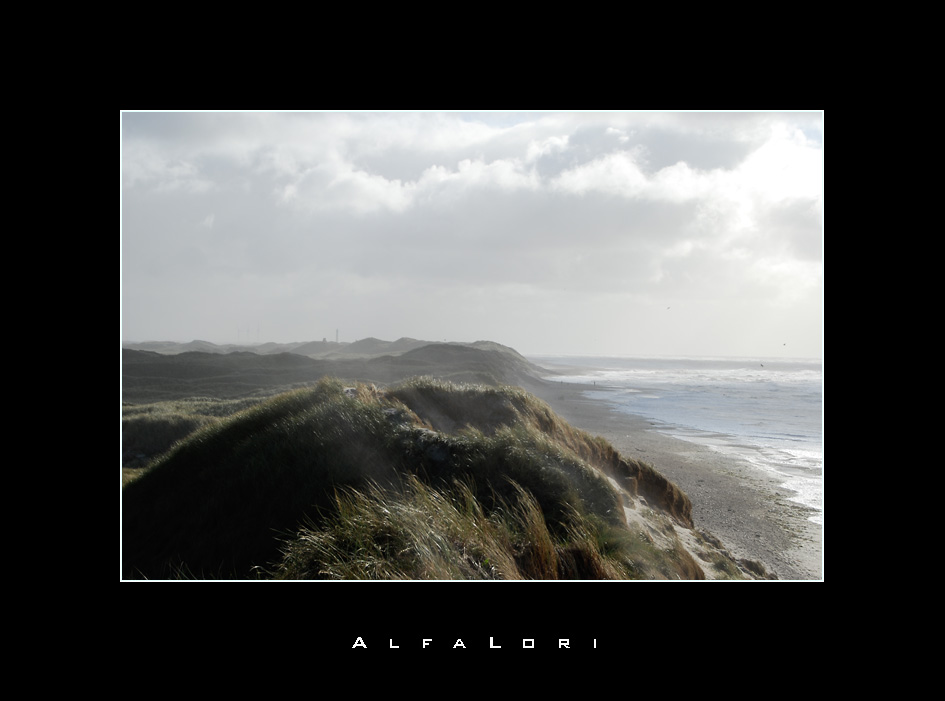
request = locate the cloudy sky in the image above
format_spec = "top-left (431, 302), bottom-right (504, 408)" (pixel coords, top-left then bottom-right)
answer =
top-left (120, 111), bottom-right (823, 359)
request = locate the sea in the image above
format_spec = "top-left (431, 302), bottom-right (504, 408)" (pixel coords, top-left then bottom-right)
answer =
top-left (529, 355), bottom-right (824, 525)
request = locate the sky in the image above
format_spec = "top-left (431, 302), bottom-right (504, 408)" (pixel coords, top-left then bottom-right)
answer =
top-left (120, 111), bottom-right (823, 359)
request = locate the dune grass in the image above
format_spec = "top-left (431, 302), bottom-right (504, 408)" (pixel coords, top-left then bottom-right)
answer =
top-left (122, 376), bottom-right (714, 580)
top-left (273, 476), bottom-right (639, 580)
top-left (121, 396), bottom-right (269, 470)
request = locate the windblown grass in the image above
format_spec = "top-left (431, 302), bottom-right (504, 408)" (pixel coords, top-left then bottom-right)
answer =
top-left (122, 376), bottom-right (713, 580)
top-left (121, 396), bottom-right (268, 469)
top-left (273, 476), bottom-right (635, 580)
top-left (386, 377), bottom-right (693, 527)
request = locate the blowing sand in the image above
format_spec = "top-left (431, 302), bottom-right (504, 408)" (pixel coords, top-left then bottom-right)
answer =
top-left (527, 379), bottom-right (823, 581)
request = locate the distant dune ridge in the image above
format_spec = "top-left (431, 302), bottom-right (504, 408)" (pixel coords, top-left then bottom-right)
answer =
top-left (121, 339), bottom-right (544, 404)
top-left (123, 336), bottom-right (511, 360)
top-left (120, 338), bottom-right (771, 580)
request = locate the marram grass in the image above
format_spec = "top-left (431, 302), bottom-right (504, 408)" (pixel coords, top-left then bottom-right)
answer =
top-left (270, 476), bottom-right (642, 580)
top-left (122, 376), bottom-right (735, 580)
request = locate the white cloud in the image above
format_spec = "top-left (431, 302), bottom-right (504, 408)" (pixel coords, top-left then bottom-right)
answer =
top-left (121, 110), bottom-right (823, 357)
top-left (122, 143), bottom-right (214, 193)
top-left (733, 123), bottom-right (823, 202)
top-left (289, 163), bottom-right (414, 214)
top-left (525, 135), bottom-right (570, 162)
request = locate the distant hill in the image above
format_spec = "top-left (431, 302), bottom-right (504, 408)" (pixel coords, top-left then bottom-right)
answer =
top-left (121, 339), bottom-right (550, 404)
top-left (121, 337), bottom-right (544, 361)
top-left (385, 343), bottom-right (541, 384)
top-left (340, 336), bottom-right (424, 357)
top-left (123, 336), bottom-right (467, 359)
top-left (124, 339), bottom-right (322, 356)
top-left (273, 340), bottom-right (334, 356)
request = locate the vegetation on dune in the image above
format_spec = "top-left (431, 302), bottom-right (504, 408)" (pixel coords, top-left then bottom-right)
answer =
top-left (121, 396), bottom-right (267, 472)
top-left (272, 476), bottom-right (706, 580)
top-left (271, 476), bottom-right (593, 580)
top-left (386, 377), bottom-right (694, 527)
top-left (121, 376), bottom-right (757, 580)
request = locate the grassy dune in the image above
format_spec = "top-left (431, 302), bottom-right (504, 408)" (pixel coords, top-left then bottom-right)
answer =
top-left (121, 396), bottom-right (267, 474)
top-left (121, 376), bottom-right (763, 580)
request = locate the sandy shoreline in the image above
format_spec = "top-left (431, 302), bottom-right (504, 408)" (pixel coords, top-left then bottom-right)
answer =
top-left (526, 378), bottom-right (823, 581)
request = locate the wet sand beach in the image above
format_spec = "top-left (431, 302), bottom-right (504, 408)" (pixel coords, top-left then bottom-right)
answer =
top-left (527, 379), bottom-right (823, 581)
